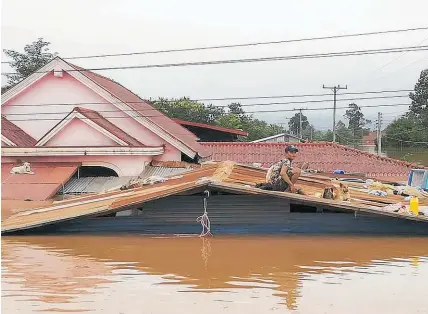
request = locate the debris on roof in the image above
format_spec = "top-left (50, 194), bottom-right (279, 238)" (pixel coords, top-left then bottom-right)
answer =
top-left (2, 161), bottom-right (427, 234)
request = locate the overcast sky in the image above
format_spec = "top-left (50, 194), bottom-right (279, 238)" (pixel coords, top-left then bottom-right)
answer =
top-left (2, 0), bottom-right (428, 129)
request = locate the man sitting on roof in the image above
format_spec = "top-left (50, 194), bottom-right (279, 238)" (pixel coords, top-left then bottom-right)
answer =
top-left (257, 145), bottom-right (304, 194)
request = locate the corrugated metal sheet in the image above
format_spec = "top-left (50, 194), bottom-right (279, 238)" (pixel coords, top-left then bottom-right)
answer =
top-left (138, 166), bottom-right (192, 179)
top-left (60, 176), bottom-right (136, 195)
top-left (59, 166), bottom-right (192, 195)
top-left (26, 195), bottom-right (428, 235)
top-left (2, 162), bottom-right (428, 235)
top-left (1, 162), bottom-right (79, 200)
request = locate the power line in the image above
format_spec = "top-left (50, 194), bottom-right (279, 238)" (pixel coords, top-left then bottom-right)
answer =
top-left (2, 45), bottom-right (428, 75)
top-left (2, 26), bottom-right (427, 64)
top-left (3, 94), bottom-right (410, 109)
top-left (188, 88), bottom-right (412, 102)
top-left (1, 102), bottom-right (412, 122)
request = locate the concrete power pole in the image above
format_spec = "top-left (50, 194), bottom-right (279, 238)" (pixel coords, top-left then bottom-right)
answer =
top-left (377, 112), bottom-right (382, 156)
top-left (294, 108), bottom-right (306, 139)
top-left (323, 84), bottom-right (348, 143)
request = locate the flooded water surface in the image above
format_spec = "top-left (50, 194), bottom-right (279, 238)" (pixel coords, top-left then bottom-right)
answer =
top-left (2, 235), bottom-right (428, 314)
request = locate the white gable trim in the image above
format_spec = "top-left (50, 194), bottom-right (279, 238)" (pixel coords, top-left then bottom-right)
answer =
top-left (1, 135), bottom-right (16, 146)
top-left (1, 59), bottom-right (60, 104)
top-left (59, 61), bottom-right (197, 158)
top-left (1, 57), bottom-right (198, 158)
top-left (36, 111), bottom-right (129, 147)
top-left (2, 146), bottom-right (164, 157)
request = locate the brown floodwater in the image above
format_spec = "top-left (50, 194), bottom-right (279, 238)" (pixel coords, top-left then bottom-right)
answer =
top-left (2, 235), bottom-right (428, 314)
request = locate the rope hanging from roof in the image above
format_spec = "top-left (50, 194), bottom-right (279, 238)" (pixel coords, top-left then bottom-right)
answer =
top-left (197, 190), bottom-right (213, 237)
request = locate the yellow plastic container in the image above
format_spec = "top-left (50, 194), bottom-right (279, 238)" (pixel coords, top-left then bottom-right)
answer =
top-left (409, 197), bottom-right (419, 215)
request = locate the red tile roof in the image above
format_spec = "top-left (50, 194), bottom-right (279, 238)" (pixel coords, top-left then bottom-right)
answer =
top-left (74, 107), bottom-right (144, 146)
top-left (201, 142), bottom-right (425, 181)
top-left (1, 116), bottom-right (37, 147)
top-left (1, 162), bottom-right (80, 200)
top-left (67, 62), bottom-right (211, 158)
top-left (172, 118), bottom-right (249, 136)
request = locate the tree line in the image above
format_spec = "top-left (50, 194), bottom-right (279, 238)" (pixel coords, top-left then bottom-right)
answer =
top-left (2, 38), bottom-right (427, 146)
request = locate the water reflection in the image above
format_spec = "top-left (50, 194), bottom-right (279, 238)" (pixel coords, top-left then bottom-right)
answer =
top-left (2, 236), bottom-right (428, 313)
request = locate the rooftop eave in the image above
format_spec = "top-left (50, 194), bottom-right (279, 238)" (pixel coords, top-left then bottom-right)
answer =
top-left (1, 146), bottom-right (164, 157)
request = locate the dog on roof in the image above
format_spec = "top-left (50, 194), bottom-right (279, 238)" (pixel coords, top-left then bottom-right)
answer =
top-left (322, 182), bottom-right (350, 201)
top-left (10, 161), bottom-right (35, 175)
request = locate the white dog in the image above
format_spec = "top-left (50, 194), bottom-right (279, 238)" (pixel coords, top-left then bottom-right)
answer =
top-left (10, 162), bottom-right (35, 175)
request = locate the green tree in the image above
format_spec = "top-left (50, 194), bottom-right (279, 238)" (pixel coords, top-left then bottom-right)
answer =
top-left (344, 103), bottom-right (371, 142)
top-left (382, 69), bottom-right (428, 147)
top-left (288, 112), bottom-right (309, 136)
top-left (151, 97), bottom-right (225, 124)
top-left (409, 68), bottom-right (428, 127)
top-left (2, 38), bottom-right (57, 92)
top-left (335, 120), bottom-right (355, 145)
top-left (383, 115), bottom-right (428, 147)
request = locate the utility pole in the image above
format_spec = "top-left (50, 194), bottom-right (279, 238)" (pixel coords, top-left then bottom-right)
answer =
top-left (294, 108), bottom-right (306, 139)
top-left (377, 112), bottom-right (382, 156)
top-left (323, 84), bottom-right (348, 143)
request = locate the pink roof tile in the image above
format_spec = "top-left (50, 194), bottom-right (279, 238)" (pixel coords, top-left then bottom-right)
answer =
top-left (1, 116), bottom-right (37, 147)
top-left (74, 107), bottom-right (143, 146)
top-left (201, 142), bottom-right (425, 181)
top-left (1, 162), bottom-right (80, 200)
top-left (67, 62), bottom-right (211, 158)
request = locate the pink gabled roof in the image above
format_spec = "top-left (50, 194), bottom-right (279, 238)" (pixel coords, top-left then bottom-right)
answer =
top-left (201, 142), bottom-right (425, 181)
top-left (67, 62), bottom-right (211, 158)
top-left (74, 107), bottom-right (144, 146)
top-left (1, 116), bottom-right (37, 147)
top-left (172, 118), bottom-right (249, 136)
top-left (37, 107), bottom-right (144, 146)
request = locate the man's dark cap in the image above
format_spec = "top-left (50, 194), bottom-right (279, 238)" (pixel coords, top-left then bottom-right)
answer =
top-left (285, 145), bottom-right (299, 153)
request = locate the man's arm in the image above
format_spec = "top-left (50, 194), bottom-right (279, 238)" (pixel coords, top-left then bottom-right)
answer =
top-left (280, 164), bottom-right (295, 192)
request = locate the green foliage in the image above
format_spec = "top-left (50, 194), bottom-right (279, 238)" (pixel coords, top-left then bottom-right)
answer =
top-left (288, 112), bottom-right (309, 136)
top-left (383, 115), bottom-right (428, 147)
top-left (409, 69), bottom-right (428, 127)
top-left (344, 103), bottom-right (371, 141)
top-left (383, 68), bottom-right (428, 147)
top-left (3, 38), bottom-right (57, 91)
top-left (151, 97), bottom-right (225, 124)
top-left (151, 98), bottom-right (283, 141)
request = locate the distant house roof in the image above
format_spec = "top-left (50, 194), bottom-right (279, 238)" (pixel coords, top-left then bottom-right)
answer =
top-left (1, 116), bottom-right (37, 147)
top-left (252, 133), bottom-right (301, 143)
top-left (200, 141), bottom-right (424, 181)
top-left (37, 107), bottom-right (144, 147)
top-left (67, 62), bottom-right (211, 158)
top-left (172, 118), bottom-right (248, 136)
top-left (362, 132), bottom-right (377, 145)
